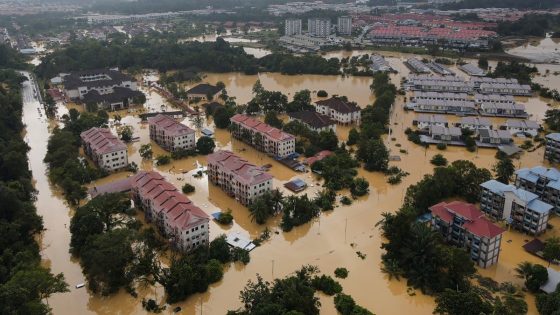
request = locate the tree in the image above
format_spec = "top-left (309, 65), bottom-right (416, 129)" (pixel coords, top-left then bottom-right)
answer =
top-left (44, 93), bottom-right (57, 117)
top-left (155, 155), bottom-right (171, 165)
top-left (543, 237), bottom-right (560, 266)
top-left (265, 111), bottom-right (283, 129)
top-left (334, 268), bottom-right (349, 279)
top-left (515, 262), bottom-right (549, 292)
top-left (493, 156), bottom-right (515, 184)
top-left (118, 125), bottom-right (134, 142)
top-left (311, 275), bottom-right (342, 295)
top-left (213, 106), bottom-right (234, 129)
top-left (536, 290), bottom-right (560, 315)
top-left (434, 289), bottom-right (493, 315)
top-left (208, 235), bottom-right (232, 263)
top-left (287, 89), bottom-right (313, 112)
top-left (430, 154), bottom-right (448, 167)
top-left (139, 144), bottom-right (153, 159)
top-left (318, 130), bottom-right (339, 151)
top-left (196, 136), bottom-right (215, 155)
top-left (182, 183), bottom-right (195, 194)
top-left (347, 128), bottom-right (360, 146)
top-left (317, 90), bottom-right (328, 97)
top-left (478, 58), bottom-right (489, 70)
top-left (133, 93), bottom-right (147, 105)
top-left (350, 177), bottom-right (370, 197)
top-left (357, 138), bottom-right (389, 172)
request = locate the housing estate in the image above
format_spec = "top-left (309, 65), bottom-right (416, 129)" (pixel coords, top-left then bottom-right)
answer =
top-left (131, 171), bottom-right (209, 252)
top-left (315, 97), bottom-right (361, 124)
top-left (429, 125), bottom-right (461, 141)
top-left (545, 133), bottom-right (560, 164)
top-left (80, 127), bottom-right (128, 171)
top-left (409, 99), bottom-right (477, 115)
top-left (478, 129), bottom-right (512, 145)
top-left (411, 91), bottom-right (469, 103)
top-left (479, 102), bottom-right (527, 118)
top-left (406, 75), bottom-right (473, 93)
top-left (230, 114), bottom-right (296, 158)
top-left (288, 111), bottom-right (336, 132)
top-left (459, 63), bottom-right (486, 77)
top-left (502, 120), bottom-right (540, 136)
top-left (415, 114), bottom-right (447, 129)
top-left (63, 69), bottom-right (143, 110)
top-left (405, 58), bottom-right (431, 74)
top-left (471, 77), bottom-right (531, 96)
top-left (430, 201), bottom-right (504, 268)
top-left (457, 117), bottom-right (492, 131)
top-left (480, 180), bottom-right (552, 235)
top-left (148, 114), bottom-right (196, 152)
top-left (515, 166), bottom-right (560, 215)
top-left (207, 150), bottom-right (274, 206)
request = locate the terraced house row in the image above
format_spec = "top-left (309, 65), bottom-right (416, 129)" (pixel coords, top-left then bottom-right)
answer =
top-left (230, 114), bottom-right (296, 159)
top-left (207, 150), bottom-right (274, 206)
top-left (131, 171), bottom-right (209, 252)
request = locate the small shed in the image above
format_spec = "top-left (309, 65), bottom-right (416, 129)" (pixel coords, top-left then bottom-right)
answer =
top-left (201, 128), bottom-right (214, 137)
top-left (540, 268), bottom-right (560, 294)
top-left (284, 178), bottom-right (307, 192)
top-left (226, 232), bottom-right (256, 251)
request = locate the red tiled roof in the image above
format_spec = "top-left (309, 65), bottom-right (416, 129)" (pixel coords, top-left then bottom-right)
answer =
top-left (80, 127), bottom-right (127, 155)
top-left (230, 114), bottom-right (294, 142)
top-left (207, 150), bottom-right (273, 186)
top-left (305, 150), bottom-right (333, 165)
top-left (148, 114), bottom-right (194, 137)
top-left (429, 201), bottom-right (504, 238)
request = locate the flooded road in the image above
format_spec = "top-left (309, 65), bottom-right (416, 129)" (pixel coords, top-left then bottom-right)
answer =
top-left (23, 53), bottom-right (560, 315)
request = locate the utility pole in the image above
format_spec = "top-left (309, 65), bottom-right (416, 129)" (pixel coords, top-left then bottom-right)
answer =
top-left (344, 218), bottom-right (348, 244)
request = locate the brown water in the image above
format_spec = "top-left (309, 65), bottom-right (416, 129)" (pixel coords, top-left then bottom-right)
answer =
top-left (507, 37), bottom-right (560, 64)
top-left (24, 58), bottom-right (560, 315)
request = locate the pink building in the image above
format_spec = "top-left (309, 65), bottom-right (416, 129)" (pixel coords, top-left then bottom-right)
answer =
top-left (230, 114), bottom-right (295, 158)
top-left (148, 114), bottom-right (195, 152)
top-left (80, 127), bottom-right (128, 171)
top-left (131, 171), bottom-right (209, 252)
top-left (207, 150), bottom-right (273, 206)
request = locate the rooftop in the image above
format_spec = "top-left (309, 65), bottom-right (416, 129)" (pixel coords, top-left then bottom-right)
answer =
top-left (430, 201), bottom-right (504, 238)
top-left (207, 150), bottom-right (273, 186)
top-left (63, 69), bottom-right (134, 90)
top-left (148, 114), bottom-right (194, 137)
top-left (230, 114), bottom-right (295, 142)
top-left (186, 83), bottom-right (222, 96)
top-left (315, 97), bottom-right (361, 114)
top-left (288, 111), bottom-right (335, 129)
top-left (80, 127), bottom-right (127, 155)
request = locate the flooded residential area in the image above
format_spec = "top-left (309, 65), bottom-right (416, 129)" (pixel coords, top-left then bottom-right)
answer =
top-left (3, 1), bottom-right (560, 315)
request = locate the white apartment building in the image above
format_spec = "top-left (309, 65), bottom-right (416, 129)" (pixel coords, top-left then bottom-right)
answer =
top-left (207, 150), bottom-right (274, 206)
top-left (315, 97), bottom-right (361, 124)
top-left (308, 18), bottom-right (331, 37)
top-left (148, 114), bottom-right (195, 152)
top-left (337, 16), bottom-right (352, 35)
top-left (230, 114), bottom-right (296, 158)
top-left (285, 19), bottom-right (302, 36)
top-left (80, 127), bottom-right (128, 171)
top-left (131, 171), bottom-right (209, 252)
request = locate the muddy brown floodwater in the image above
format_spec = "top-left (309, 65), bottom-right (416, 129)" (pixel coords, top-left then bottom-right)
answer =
top-left (23, 49), bottom-right (560, 315)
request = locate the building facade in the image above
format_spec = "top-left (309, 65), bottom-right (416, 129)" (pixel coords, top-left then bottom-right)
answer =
top-left (515, 166), bottom-right (560, 215)
top-left (148, 114), bottom-right (195, 152)
top-left (230, 114), bottom-right (296, 158)
top-left (80, 127), bottom-right (128, 171)
top-left (480, 179), bottom-right (552, 235)
top-left (315, 97), bottom-right (361, 124)
top-left (308, 18), bottom-right (331, 37)
top-left (545, 133), bottom-right (560, 164)
top-left (430, 201), bottom-right (504, 268)
top-left (131, 171), bottom-right (209, 252)
top-left (337, 16), bottom-right (352, 35)
top-left (207, 150), bottom-right (274, 206)
top-left (285, 19), bottom-right (302, 36)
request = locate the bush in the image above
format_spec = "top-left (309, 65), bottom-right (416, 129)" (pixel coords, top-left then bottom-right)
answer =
top-left (196, 136), bottom-right (216, 155)
top-left (317, 90), bottom-right (328, 97)
top-left (155, 155), bottom-right (171, 165)
top-left (350, 178), bottom-right (369, 197)
top-left (311, 275), bottom-right (342, 296)
top-left (334, 267), bottom-right (349, 279)
top-left (182, 183), bottom-right (195, 194)
top-left (430, 154), bottom-right (448, 166)
top-left (216, 210), bottom-right (233, 225)
top-left (436, 143), bottom-right (447, 150)
top-left (341, 196), bottom-right (352, 205)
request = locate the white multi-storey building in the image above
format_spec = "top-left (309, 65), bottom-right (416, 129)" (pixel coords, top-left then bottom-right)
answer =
top-left (285, 19), bottom-right (302, 36)
top-left (80, 127), bottom-right (128, 171)
top-left (315, 97), bottom-right (361, 125)
top-left (337, 16), bottom-right (352, 35)
top-left (207, 150), bottom-right (274, 206)
top-left (308, 18), bottom-right (331, 37)
top-left (131, 171), bottom-right (209, 252)
top-left (230, 114), bottom-right (296, 158)
top-left (148, 114), bottom-right (196, 152)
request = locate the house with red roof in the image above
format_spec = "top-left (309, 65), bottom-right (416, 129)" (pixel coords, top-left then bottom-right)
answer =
top-left (230, 114), bottom-right (296, 158)
top-left (207, 150), bottom-right (273, 206)
top-left (80, 127), bottom-right (128, 171)
top-left (130, 171), bottom-right (209, 252)
top-left (429, 201), bottom-right (504, 268)
top-left (148, 114), bottom-right (195, 152)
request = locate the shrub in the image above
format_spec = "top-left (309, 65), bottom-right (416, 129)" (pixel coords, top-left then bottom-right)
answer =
top-left (430, 154), bottom-right (448, 166)
top-left (317, 90), bottom-right (328, 97)
top-left (311, 275), bottom-right (342, 296)
top-left (436, 143), bottom-right (447, 150)
top-left (155, 155), bottom-right (171, 165)
top-left (334, 267), bottom-right (349, 279)
top-left (341, 196), bottom-right (352, 205)
top-left (182, 183), bottom-right (195, 194)
top-left (216, 210), bottom-right (233, 225)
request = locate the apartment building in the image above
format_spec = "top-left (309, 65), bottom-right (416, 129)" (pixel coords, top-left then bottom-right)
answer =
top-left (148, 114), bottom-right (195, 152)
top-left (308, 18), bottom-right (331, 37)
top-left (131, 171), bottom-right (209, 252)
top-left (315, 97), bottom-right (361, 124)
top-left (545, 133), bottom-right (560, 164)
top-left (285, 19), bottom-right (302, 36)
top-left (515, 166), bottom-right (560, 215)
top-left (480, 179), bottom-right (552, 235)
top-left (207, 150), bottom-right (274, 206)
top-left (80, 127), bottom-right (128, 171)
top-left (430, 201), bottom-right (504, 268)
top-left (337, 16), bottom-right (352, 35)
top-left (230, 114), bottom-right (296, 158)
top-left (63, 69), bottom-right (143, 110)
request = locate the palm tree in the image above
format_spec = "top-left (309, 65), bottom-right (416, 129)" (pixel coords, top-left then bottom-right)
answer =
top-left (269, 189), bottom-right (284, 213)
top-left (248, 198), bottom-right (270, 225)
top-left (514, 261), bottom-right (534, 281)
top-left (381, 259), bottom-right (403, 281)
